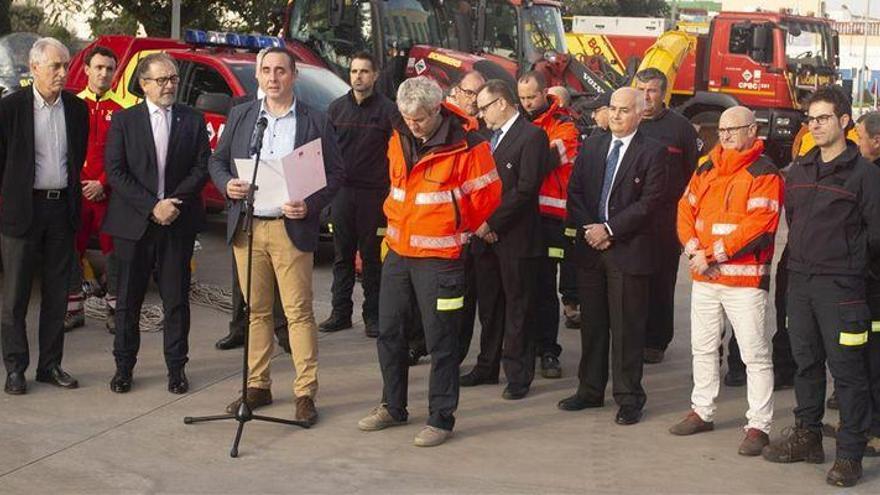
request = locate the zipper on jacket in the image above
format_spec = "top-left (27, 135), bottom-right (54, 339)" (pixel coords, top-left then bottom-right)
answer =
top-left (451, 192), bottom-right (461, 230)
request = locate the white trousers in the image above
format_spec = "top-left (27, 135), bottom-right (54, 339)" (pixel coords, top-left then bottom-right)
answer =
top-left (690, 281), bottom-right (774, 433)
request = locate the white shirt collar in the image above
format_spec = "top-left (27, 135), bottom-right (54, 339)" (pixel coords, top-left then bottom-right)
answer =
top-left (610, 129), bottom-right (637, 148)
top-left (145, 98), bottom-right (171, 116)
top-left (499, 111), bottom-right (519, 136)
top-left (33, 86), bottom-right (61, 108)
top-left (259, 98), bottom-right (297, 119)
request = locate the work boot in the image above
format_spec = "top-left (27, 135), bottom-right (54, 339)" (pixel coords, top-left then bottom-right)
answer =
top-left (822, 422), bottom-right (839, 439)
top-left (826, 390), bottom-right (839, 410)
top-left (738, 428), bottom-right (770, 456)
top-left (225, 387), bottom-right (272, 414)
top-left (413, 426), bottom-right (453, 447)
top-left (358, 405), bottom-right (407, 431)
top-left (864, 436), bottom-right (880, 457)
top-left (563, 303), bottom-right (581, 329)
top-left (274, 327), bottom-right (291, 354)
top-left (761, 425), bottom-right (825, 464)
top-left (540, 354), bottom-right (562, 379)
top-left (318, 313), bottom-right (352, 333)
top-left (64, 310), bottom-right (85, 332)
top-left (669, 410), bottom-right (714, 436)
top-left (826, 458), bottom-right (862, 487)
top-left (215, 328), bottom-right (245, 350)
top-left (408, 347), bottom-right (427, 367)
top-left (724, 367), bottom-right (747, 387)
top-left (294, 396), bottom-right (318, 426)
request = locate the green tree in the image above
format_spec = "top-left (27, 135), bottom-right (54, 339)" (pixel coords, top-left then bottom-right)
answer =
top-left (0, 0), bottom-right (12, 36)
top-left (565, 0), bottom-right (669, 17)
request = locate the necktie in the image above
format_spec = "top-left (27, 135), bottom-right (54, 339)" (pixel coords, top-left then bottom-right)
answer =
top-left (490, 129), bottom-right (502, 151)
top-left (598, 139), bottom-right (623, 222)
top-left (153, 108), bottom-right (169, 199)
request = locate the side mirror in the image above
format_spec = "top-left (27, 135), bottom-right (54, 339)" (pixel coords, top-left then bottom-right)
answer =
top-left (195, 92), bottom-right (232, 116)
top-left (749, 24), bottom-right (773, 64)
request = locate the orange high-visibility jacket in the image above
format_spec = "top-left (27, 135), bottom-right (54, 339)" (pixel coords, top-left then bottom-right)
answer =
top-left (531, 95), bottom-right (580, 219)
top-left (384, 109), bottom-right (501, 259)
top-left (77, 88), bottom-right (126, 186)
top-left (677, 139), bottom-right (784, 289)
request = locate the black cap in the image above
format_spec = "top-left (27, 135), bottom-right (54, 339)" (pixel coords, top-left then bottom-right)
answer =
top-left (582, 93), bottom-right (611, 110)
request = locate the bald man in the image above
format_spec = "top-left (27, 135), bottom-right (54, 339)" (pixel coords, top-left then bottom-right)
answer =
top-left (671, 106), bottom-right (783, 456)
top-left (559, 87), bottom-right (669, 425)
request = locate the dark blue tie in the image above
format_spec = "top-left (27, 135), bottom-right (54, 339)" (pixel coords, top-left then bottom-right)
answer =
top-left (598, 139), bottom-right (623, 222)
top-left (490, 129), bottom-right (502, 151)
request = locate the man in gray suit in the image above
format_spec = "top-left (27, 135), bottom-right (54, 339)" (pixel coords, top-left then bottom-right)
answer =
top-left (208, 47), bottom-right (344, 425)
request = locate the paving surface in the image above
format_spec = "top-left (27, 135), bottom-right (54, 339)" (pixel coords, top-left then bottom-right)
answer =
top-left (0, 217), bottom-right (878, 494)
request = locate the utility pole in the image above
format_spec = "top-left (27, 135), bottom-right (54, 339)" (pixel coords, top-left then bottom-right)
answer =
top-left (857, 2), bottom-right (870, 109)
top-left (171, 0), bottom-right (181, 39)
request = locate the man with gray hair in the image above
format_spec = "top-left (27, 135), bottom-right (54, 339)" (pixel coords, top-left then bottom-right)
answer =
top-left (358, 76), bottom-right (501, 447)
top-left (0, 37), bottom-right (89, 395)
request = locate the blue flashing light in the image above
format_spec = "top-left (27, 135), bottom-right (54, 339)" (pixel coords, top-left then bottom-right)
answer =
top-left (184, 29), bottom-right (285, 51)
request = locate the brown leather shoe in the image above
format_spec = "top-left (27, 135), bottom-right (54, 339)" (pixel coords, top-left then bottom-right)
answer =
top-left (669, 410), bottom-right (714, 436)
top-left (225, 387), bottom-right (272, 413)
top-left (738, 428), bottom-right (770, 456)
top-left (294, 396), bottom-right (318, 425)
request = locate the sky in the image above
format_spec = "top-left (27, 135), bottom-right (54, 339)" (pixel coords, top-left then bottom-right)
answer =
top-left (825, 0), bottom-right (873, 16)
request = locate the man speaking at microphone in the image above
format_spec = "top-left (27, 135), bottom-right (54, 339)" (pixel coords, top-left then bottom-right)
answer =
top-left (209, 47), bottom-right (344, 425)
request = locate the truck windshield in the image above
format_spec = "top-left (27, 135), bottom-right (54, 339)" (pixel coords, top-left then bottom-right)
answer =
top-left (783, 21), bottom-right (834, 67)
top-left (520, 5), bottom-right (567, 63)
top-left (287, 0), bottom-right (376, 76)
top-left (229, 63), bottom-right (350, 112)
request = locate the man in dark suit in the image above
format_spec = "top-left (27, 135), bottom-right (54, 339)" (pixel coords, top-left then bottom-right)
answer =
top-left (459, 79), bottom-right (548, 400)
top-left (102, 52), bottom-right (210, 395)
top-left (558, 87), bottom-right (668, 425)
top-left (209, 47), bottom-right (344, 425)
top-left (0, 37), bottom-right (89, 395)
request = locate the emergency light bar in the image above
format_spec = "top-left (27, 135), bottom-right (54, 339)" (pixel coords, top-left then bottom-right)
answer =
top-left (184, 29), bottom-right (284, 50)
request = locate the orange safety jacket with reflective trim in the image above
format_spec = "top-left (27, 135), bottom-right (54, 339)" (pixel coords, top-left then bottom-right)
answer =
top-left (677, 139), bottom-right (784, 289)
top-left (384, 108), bottom-right (501, 259)
top-left (530, 95), bottom-right (580, 219)
top-left (77, 88), bottom-right (126, 186)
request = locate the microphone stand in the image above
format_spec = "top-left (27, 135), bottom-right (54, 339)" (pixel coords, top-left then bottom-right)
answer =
top-left (184, 117), bottom-right (309, 457)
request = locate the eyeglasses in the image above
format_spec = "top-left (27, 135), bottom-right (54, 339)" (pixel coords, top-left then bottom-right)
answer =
top-left (476, 97), bottom-right (500, 115)
top-left (805, 114), bottom-right (836, 126)
top-left (142, 75), bottom-right (180, 87)
top-left (717, 124), bottom-right (754, 136)
top-left (456, 86), bottom-right (478, 98)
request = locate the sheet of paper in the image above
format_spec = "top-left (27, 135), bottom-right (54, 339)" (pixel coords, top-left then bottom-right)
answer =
top-left (234, 158), bottom-right (287, 212)
top-left (282, 138), bottom-right (327, 202)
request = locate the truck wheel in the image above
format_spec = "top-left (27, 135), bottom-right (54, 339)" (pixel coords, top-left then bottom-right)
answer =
top-left (691, 110), bottom-right (721, 155)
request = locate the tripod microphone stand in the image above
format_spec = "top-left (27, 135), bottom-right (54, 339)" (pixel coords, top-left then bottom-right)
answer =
top-left (184, 116), bottom-right (310, 458)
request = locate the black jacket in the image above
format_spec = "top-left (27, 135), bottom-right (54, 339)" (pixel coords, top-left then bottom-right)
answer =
top-left (328, 90), bottom-right (401, 190)
top-left (638, 107), bottom-right (700, 206)
top-left (102, 102), bottom-right (210, 241)
top-left (785, 142), bottom-right (880, 277)
top-left (209, 99), bottom-right (345, 252)
top-left (0, 88), bottom-right (89, 236)
top-left (567, 131), bottom-right (669, 275)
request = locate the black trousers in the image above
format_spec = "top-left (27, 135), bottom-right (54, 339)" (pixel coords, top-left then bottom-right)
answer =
top-left (454, 244), bottom-right (478, 363)
top-left (576, 253), bottom-right (650, 408)
top-left (645, 216), bottom-right (679, 351)
top-left (377, 250), bottom-right (464, 430)
top-left (1, 196), bottom-right (74, 374)
top-left (728, 249), bottom-right (795, 377)
top-left (865, 278), bottom-right (880, 437)
top-left (113, 224), bottom-right (195, 373)
top-left (533, 217), bottom-right (568, 358)
top-left (471, 246), bottom-right (536, 390)
top-left (229, 254), bottom-right (287, 336)
top-left (330, 186), bottom-right (386, 323)
top-left (559, 258), bottom-right (579, 306)
top-left (788, 271), bottom-right (871, 460)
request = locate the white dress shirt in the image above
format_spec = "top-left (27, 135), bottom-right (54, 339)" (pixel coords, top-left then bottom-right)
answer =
top-left (602, 130), bottom-right (637, 235)
top-left (33, 87), bottom-right (68, 190)
top-left (146, 99), bottom-right (172, 199)
top-left (253, 98), bottom-right (297, 217)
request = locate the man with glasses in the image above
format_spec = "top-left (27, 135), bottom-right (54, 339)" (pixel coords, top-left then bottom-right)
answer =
top-left (447, 71), bottom-right (486, 120)
top-left (670, 106), bottom-right (782, 456)
top-left (0, 37), bottom-right (89, 395)
top-left (103, 52), bottom-right (210, 395)
top-left (762, 86), bottom-right (880, 487)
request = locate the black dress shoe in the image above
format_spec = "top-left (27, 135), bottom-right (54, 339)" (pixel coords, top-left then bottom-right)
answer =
top-left (408, 347), bottom-right (427, 367)
top-left (615, 406), bottom-right (643, 425)
top-left (541, 354), bottom-right (562, 379)
top-left (318, 313), bottom-right (352, 333)
top-left (35, 366), bottom-right (79, 389)
top-left (557, 394), bottom-right (604, 411)
top-left (502, 385), bottom-right (529, 400)
top-left (215, 330), bottom-right (245, 350)
top-left (110, 370), bottom-right (132, 393)
top-left (168, 369), bottom-right (189, 394)
top-left (4, 372), bottom-right (26, 395)
top-left (459, 371), bottom-right (499, 387)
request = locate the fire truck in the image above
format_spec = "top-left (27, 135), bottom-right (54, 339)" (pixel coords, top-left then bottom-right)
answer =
top-left (567, 11), bottom-right (840, 164)
top-left (65, 32), bottom-right (349, 212)
top-left (282, 0), bottom-right (612, 99)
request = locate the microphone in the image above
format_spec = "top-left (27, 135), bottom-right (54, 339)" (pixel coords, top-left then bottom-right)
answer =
top-left (249, 116), bottom-right (269, 156)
